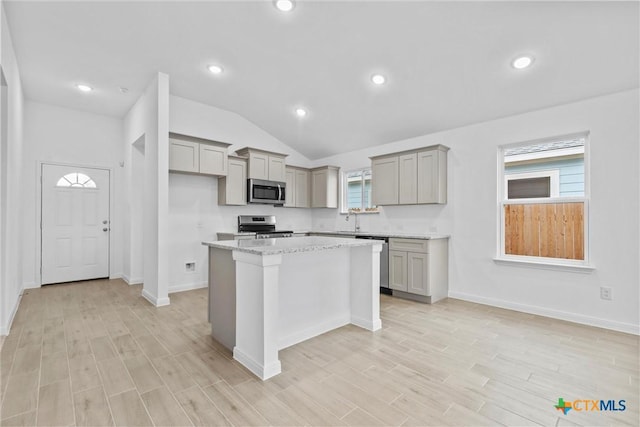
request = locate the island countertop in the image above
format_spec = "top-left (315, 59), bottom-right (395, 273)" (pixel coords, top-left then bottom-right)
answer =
top-left (297, 230), bottom-right (450, 239)
top-left (202, 235), bottom-right (383, 256)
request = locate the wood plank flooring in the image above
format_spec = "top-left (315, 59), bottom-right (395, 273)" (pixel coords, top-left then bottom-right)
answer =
top-left (0, 279), bottom-right (638, 426)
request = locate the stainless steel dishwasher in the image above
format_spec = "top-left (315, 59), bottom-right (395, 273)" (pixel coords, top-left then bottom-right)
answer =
top-left (355, 235), bottom-right (391, 295)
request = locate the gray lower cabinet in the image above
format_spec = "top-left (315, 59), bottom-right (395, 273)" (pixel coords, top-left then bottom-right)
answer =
top-left (388, 237), bottom-right (448, 303)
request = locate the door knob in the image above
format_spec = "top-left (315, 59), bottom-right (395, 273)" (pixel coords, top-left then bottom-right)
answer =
top-left (103, 228), bottom-right (109, 232)
top-left (102, 220), bottom-right (108, 224)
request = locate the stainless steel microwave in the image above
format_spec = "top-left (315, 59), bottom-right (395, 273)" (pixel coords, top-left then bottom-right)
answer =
top-left (247, 179), bottom-right (286, 205)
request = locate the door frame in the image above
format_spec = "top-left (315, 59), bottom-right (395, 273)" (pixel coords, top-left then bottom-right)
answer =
top-left (36, 161), bottom-right (115, 287)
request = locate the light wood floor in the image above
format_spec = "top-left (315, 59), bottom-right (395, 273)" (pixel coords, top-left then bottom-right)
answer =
top-left (0, 279), bottom-right (638, 427)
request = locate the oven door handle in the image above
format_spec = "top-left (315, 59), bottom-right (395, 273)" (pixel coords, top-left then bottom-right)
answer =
top-left (278, 184), bottom-right (282, 201)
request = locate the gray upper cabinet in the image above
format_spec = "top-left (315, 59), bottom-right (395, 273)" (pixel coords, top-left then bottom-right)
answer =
top-left (371, 156), bottom-right (399, 206)
top-left (284, 167), bottom-right (296, 207)
top-left (268, 156), bottom-right (286, 182)
top-left (285, 166), bottom-right (310, 208)
top-left (417, 147), bottom-right (448, 204)
top-left (285, 165), bottom-right (327, 208)
top-left (311, 166), bottom-right (339, 208)
top-left (169, 133), bottom-right (231, 176)
top-left (398, 153), bottom-right (417, 204)
top-left (295, 168), bottom-right (311, 208)
top-left (235, 147), bottom-right (288, 182)
top-left (218, 156), bottom-right (247, 206)
top-left (371, 144), bottom-right (449, 206)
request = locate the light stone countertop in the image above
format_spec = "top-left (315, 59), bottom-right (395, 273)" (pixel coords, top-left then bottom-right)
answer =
top-left (295, 230), bottom-right (450, 240)
top-left (203, 236), bottom-right (383, 256)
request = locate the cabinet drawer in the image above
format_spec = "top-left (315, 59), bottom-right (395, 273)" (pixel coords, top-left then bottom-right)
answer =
top-left (389, 238), bottom-right (429, 253)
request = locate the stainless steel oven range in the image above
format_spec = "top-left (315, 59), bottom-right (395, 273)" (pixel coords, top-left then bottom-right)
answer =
top-left (237, 215), bottom-right (293, 239)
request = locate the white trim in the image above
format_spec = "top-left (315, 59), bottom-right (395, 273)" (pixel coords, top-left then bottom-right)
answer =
top-left (168, 281), bottom-right (207, 294)
top-left (505, 146), bottom-right (584, 164)
top-left (351, 315), bottom-right (382, 331)
top-left (37, 161), bottom-right (115, 286)
top-left (504, 169), bottom-right (560, 198)
top-left (141, 289), bottom-right (170, 307)
top-left (233, 346), bottom-right (281, 380)
top-left (22, 282), bottom-right (39, 289)
top-left (493, 257), bottom-right (595, 273)
top-left (0, 290), bottom-right (23, 336)
top-left (448, 291), bottom-right (639, 336)
top-left (121, 274), bottom-right (143, 285)
top-left (497, 132), bottom-right (590, 266)
top-left (340, 167), bottom-right (373, 214)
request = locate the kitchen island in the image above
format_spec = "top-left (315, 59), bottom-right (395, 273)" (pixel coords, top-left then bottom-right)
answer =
top-left (202, 236), bottom-right (383, 380)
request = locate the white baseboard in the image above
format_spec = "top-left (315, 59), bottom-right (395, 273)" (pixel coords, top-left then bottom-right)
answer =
top-left (141, 289), bottom-right (170, 307)
top-left (121, 274), bottom-right (143, 285)
top-left (22, 281), bottom-right (39, 289)
top-left (1, 289), bottom-right (23, 336)
top-left (233, 346), bottom-right (281, 380)
top-left (168, 281), bottom-right (207, 294)
top-left (351, 315), bottom-right (382, 332)
top-left (448, 291), bottom-right (640, 335)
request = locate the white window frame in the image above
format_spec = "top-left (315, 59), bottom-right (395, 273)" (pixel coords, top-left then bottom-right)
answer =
top-left (504, 169), bottom-right (560, 199)
top-left (340, 167), bottom-right (377, 214)
top-left (496, 132), bottom-right (592, 270)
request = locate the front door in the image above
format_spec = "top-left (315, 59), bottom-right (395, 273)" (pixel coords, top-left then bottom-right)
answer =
top-left (41, 164), bottom-right (110, 285)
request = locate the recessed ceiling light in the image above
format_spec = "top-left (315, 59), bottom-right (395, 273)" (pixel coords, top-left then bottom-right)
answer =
top-left (208, 65), bottom-right (223, 75)
top-left (371, 74), bottom-right (386, 85)
top-left (274, 0), bottom-right (295, 12)
top-left (295, 108), bottom-right (307, 118)
top-left (512, 56), bottom-right (534, 69)
top-left (76, 84), bottom-right (92, 92)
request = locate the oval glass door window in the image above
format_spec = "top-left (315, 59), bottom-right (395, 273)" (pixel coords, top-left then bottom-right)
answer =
top-left (56, 172), bottom-right (97, 188)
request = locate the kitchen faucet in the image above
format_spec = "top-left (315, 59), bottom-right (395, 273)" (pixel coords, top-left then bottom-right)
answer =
top-left (346, 210), bottom-right (361, 232)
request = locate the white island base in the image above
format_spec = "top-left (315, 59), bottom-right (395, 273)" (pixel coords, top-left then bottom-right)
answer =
top-left (204, 237), bottom-right (383, 380)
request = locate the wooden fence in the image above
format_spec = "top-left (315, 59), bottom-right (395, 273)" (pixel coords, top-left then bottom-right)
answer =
top-left (504, 202), bottom-right (584, 260)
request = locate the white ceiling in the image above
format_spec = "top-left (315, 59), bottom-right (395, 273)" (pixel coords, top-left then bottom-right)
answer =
top-left (4, 1), bottom-right (639, 160)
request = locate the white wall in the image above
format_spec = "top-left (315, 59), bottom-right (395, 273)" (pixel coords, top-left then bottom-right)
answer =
top-left (21, 101), bottom-right (124, 288)
top-left (170, 96), bottom-right (311, 168)
top-left (122, 73), bottom-right (170, 306)
top-left (0, 1), bottom-right (25, 335)
top-left (166, 96), bottom-right (314, 292)
top-left (311, 89), bottom-right (640, 334)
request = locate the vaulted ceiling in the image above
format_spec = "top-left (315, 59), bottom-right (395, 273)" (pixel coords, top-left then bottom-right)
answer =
top-left (4, 1), bottom-right (639, 159)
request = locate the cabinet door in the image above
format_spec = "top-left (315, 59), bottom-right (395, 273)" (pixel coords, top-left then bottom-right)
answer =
top-left (199, 144), bottom-right (227, 176)
top-left (248, 153), bottom-right (269, 180)
top-left (311, 169), bottom-right (327, 208)
top-left (372, 156), bottom-right (399, 205)
top-left (398, 153), bottom-right (417, 204)
top-left (268, 156), bottom-right (286, 182)
top-left (284, 167), bottom-right (296, 207)
top-left (219, 158), bottom-right (247, 206)
top-left (389, 250), bottom-right (408, 292)
top-left (407, 252), bottom-right (429, 296)
top-left (295, 169), bottom-right (310, 208)
top-left (417, 149), bottom-right (447, 204)
top-left (169, 140), bottom-right (199, 173)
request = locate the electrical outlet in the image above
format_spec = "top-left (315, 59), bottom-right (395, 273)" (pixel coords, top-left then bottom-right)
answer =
top-left (600, 287), bottom-right (612, 300)
top-left (185, 262), bottom-right (196, 272)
